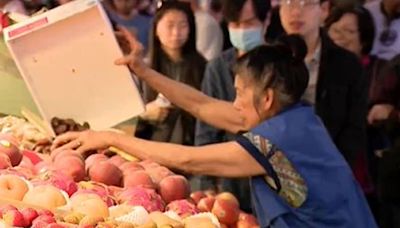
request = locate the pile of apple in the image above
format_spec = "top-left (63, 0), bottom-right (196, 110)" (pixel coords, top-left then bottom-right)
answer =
top-left (189, 191), bottom-right (258, 228)
top-left (0, 133), bottom-right (259, 227)
top-left (0, 205), bottom-right (64, 227)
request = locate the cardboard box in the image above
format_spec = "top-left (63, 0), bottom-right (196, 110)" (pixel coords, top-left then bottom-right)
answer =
top-left (0, 38), bottom-right (39, 117)
top-left (3, 0), bottom-right (145, 136)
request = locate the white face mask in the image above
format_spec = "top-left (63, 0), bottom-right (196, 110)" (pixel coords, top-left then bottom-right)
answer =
top-left (228, 27), bottom-right (265, 52)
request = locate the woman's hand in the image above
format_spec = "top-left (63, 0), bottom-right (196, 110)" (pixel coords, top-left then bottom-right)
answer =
top-left (367, 104), bottom-right (395, 124)
top-left (140, 100), bottom-right (170, 123)
top-left (50, 130), bottom-right (114, 155)
top-left (114, 26), bottom-right (148, 77)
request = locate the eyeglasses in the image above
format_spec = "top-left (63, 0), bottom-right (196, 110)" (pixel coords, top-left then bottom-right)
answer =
top-left (279, 0), bottom-right (320, 8)
top-left (379, 28), bottom-right (398, 47)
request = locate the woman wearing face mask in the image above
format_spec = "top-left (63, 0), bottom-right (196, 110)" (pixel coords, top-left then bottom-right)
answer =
top-left (135, 1), bottom-right (206, 146)
top-left (193, 0), bottom-right (269, 211)
top-left (196, 0), bottom-right (270, 147)
top-left (226, 0), bottom-right (267, 56)
top-left (53, 33), bottom-right (377, 227)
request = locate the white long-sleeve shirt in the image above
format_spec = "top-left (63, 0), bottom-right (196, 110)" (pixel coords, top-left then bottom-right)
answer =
top-left (195, 11), bottom-right (223, 61)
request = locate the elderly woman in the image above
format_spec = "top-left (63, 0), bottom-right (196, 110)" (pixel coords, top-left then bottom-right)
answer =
top-left (52, 31), bottom-right (376, 227)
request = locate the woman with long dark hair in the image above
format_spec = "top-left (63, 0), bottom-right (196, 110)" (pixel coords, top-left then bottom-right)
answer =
top-left (136, 1), bottom-right (206, 145)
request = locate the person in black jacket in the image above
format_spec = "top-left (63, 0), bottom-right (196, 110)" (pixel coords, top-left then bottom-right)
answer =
top-left (279, 0), bottom-right (368, 166)
top-left (370, 55), bottom-right (400, 228)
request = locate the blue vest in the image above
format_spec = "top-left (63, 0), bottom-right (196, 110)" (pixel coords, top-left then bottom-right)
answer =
top-left (241, 103), bottom-right (377, 228)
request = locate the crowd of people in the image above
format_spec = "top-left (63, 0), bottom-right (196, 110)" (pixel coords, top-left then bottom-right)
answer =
top-left (2, 0), bottom-right (400, 227)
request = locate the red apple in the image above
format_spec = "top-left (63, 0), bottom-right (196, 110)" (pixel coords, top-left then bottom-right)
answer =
top-left (197, 196), bottom-right (215, 212)
top-left (0, 174), bottom-right (29, 200)
top-left (0, 153), bottom-right (12, 169)
top-left (235, 221), bottom-right (260, 228)
top-left (3, 209), bottom-right (27, 227)
top-left (159, 175), bottom-right (190, 203)
top-left (190, 191), bottom-right (207, 204)
top-left (146, 166), bottom-right (173, 185)
top-left (21, 150), bottom-right (43, 165)
top-left (216, 192), bottom-right (240, 207)
top-left (21, 208), bottom-right (39, 226)
top-left (35, 160), bottom-right (55, 174)
top-left (34, 214), bottom-right (56, 223)
top-left (108, 155), bottom-right (126, 167)
top-left (212, 198), bottom-right (240, 225)
top-left (88, 162), bottom-right (123, 186)
top-left (123, 170), bottom-right (155, 189)
top-left (139, 160), bottom-right (160, 170)
top-left (235, 213), bottom-right (259, 228)
top-left (32, 220), bottom-right (52, 228)
top-left (0, 139), bottom-right (22, 166)
top-left (0, 166), bottom-right (34, 179)
top-left (51, 148), bottom-right (82, 162)
top-left (32, 214), bottom-right (56, 226)
top-left (85, 154), bottom-right (108, 172)
top-left (238, 212), bottom-right (258, 223)
top-left (120, 162), bottom-right (144, 174)
top-left (204, 189), bottom-right (217, 197)
top-left (18, 155), bottom-right (36, 172)
top-left (0, 204), bottom-right (17, 218)
top-left (33, 170), bottom-right (78, 197)
top-left (54, 155), bottom-right (86, 182)
top-left (36, 209), bottom-right (54, 217)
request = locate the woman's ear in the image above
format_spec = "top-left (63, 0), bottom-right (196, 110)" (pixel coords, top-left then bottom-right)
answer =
top-left (263, 88), bottom-right (275, 112)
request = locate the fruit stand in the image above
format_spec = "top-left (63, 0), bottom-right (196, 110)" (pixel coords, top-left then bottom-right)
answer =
top-left (0, 115), bottom-right (260, 228)
top-left (0, 0), bottom-right (260, 226)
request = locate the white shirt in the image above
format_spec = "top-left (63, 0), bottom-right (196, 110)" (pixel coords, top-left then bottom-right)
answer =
top-left (303, 42), bottom-right (322, 105)
top-left (365, 0), bottom-right (400, 60)
top-left (194, 11), bottom-right (223, 61)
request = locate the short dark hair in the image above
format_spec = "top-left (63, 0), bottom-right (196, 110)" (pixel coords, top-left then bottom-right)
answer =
top-left (235, 35), bottom-right (309, 108)
top-left (325, 5), bottom-right (375, 56)
top-left (210, 0), bottom-right (223, 12)
top-left (222, 0), bottom-right (271, 23)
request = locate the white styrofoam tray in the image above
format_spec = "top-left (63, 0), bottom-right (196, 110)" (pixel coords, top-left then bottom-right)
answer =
top-left (3, 0), bottom-right (145, 136)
